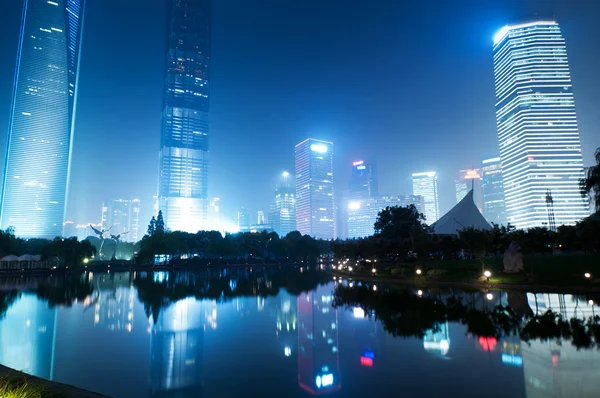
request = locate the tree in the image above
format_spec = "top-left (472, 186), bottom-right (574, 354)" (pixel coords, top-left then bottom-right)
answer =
top-left (147, 216), bottom-right (156, 236)
top-left (374, 205), bottom-right (429, 256)
top-left (156, 211), bottom-right (165, 234)
top-left (581, 147), bottom-right (600, 211)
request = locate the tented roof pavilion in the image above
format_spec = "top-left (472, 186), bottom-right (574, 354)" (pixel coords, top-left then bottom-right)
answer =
top-left (432, 190), bottom-right (492, 235)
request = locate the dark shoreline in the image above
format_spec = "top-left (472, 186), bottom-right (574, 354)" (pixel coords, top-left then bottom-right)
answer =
top-left (330, 271), bottom-right (600, 294)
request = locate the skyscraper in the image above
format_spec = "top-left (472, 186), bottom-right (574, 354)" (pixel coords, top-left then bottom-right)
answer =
top-left (454, 169), bottom-right (483, 212)
top-left (237, 207), bottom-right (250, 229)
top-left (494, 20), bottom-right (589, 229)
top-left (481, 157), bottom-right (507, 226)
top-left (348, 160), bottom-right (378, 200)
top-left (158, 0), bottom-right (211, 233)
top-left (412, 172), bottom-right (439, 224)
top-left (0, 0), bottom-right (86, 239)
top-left (271, 171), bottom-right (296, 238)
top-left (101, 199), bottom-right (141, 242)
top-left (295, 139), bottom-right (334, 240)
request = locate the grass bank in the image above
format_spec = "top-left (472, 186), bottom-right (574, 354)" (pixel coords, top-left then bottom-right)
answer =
top-left (332, 254), bottom-right (600, 292)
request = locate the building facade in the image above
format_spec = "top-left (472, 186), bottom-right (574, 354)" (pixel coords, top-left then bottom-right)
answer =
top-left (481, 157), bottom-right (507, 226)
top-left (348, 160), bottom-right (378, 200)
top-left (158, 0), bottom-right (211, 233)
top-left (455, 169), bottom-right (483, 212)
top-left (412, 172), bottom-right (440, 224)
top-left (494, 20), bottom-right (589, 229)
top-left (347, 195), bottom-right (424, 239)
top-left (295, 139), bottom-right (334, 240)
top-left (271, 172), bottom-right (296, 238)
top-left (101, 199), bottom-right (141, 242)
top-left (237, 207), bottom-right (251, 229)
top-left (0, 0), bottom-right (86, 238)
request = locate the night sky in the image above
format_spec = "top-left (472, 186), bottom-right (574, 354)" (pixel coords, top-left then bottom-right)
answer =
top-left (1, 0), bottom-right (599, 227)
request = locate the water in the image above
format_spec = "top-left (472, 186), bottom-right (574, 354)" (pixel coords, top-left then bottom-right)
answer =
top-left (0, 268), bottom-right (598, 398)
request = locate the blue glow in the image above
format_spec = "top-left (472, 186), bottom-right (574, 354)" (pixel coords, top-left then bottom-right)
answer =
top-left (363, 350), bottom-right (375, 359)
top-left (501, 354), bottom-right (523, 367)
top-left (310, 143), bottom-right (328, 153)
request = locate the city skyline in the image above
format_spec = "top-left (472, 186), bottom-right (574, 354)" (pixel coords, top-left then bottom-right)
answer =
top-left (0, 1), bottom-right (599, 235)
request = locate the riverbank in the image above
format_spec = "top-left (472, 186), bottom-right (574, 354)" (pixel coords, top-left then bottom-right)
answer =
top-left (331, 254), bottom-right (600, 293)
top-left (0, 365), bottom-right (109, 398)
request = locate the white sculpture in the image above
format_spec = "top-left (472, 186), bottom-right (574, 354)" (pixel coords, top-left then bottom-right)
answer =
top-left (503, 242), bottom-right (523, 273)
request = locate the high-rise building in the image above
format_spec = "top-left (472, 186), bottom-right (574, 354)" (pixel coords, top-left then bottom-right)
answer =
top-left (0, 0), bottom-right (86, 239)
top-left (158, 0), bottom-right (211, 233)
top-left (349, 160), bottom-right (378, 200)
top-left (295, 139), bottom-right (334, 240)
top-left (237, 207), bottom-right (251, 229)
top-left (347, 195), bottom-right (424, 239)
top-left (257, 210), bottom-right (266, 225)
top-left (412, 172), bottom-right (439, 224)
top-left (494, 20), bottom-right (589, 229)
top-left (101, 199), bottom-right (141, 242)
top-left (455, 169), bottom-right (483, 212)
top-left (481, 157), bottom-right (507, 226)
top-left (271, 171), bottom-right (296, 238)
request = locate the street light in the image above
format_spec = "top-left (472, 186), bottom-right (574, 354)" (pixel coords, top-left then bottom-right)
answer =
top-left (484, 270), bottom-right (491, 278)
top-left (486, 293), bottom-right (494, 301)
top-left (372, 268), bottom-right (376, 274)
top-left (417, 290), bottom-right (423, 297)
top-left (589, 300), bottom-right (595, 306)
top-left (585, 273), bottom-right (591, 279)
top-left (416, 269), bottom-right (422, 275)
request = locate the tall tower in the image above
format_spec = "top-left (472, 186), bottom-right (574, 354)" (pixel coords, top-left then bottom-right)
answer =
top-left (481, 157), bottom-right (507, 226)
top-left (348, 159), bottom-right (378, 200)
top-left (158, 0), bottom-right (211, 233)
top-left (493, 20), bottom-right (589, 229)
top-left (454, 169), bottom-right (483, 212)
top-left (0, 0), bottom-right (86, 239)
top-left (295, 139), bottom-right (334, 240)
top-left (271, 171), bottom-right (296, 238)
top-left (412, 172), bottom-right (439, 224)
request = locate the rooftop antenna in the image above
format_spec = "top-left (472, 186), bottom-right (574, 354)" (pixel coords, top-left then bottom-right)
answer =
top-left (545, 189), bottom-right (556, 232)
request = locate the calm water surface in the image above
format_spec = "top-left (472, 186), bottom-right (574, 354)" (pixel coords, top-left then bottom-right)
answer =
top-left (0, 268), bottom-right (598, 397)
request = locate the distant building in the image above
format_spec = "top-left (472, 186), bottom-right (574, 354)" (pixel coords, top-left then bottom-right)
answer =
top-left (494, 20), bottom-right (589, 228)
top-left (158, 0), bottom-right (211, 233)
top-left (257, 211), bottom-right (266, 225)
top-left (481, 157), bottom-right (507, 226)
top-left (63, 221), bottom-right (97, 241)
top-left (455, 169), bottom-right (483, 212)
top-left (101, 199), bottom-right (141, 242)
top-left (271, 171), bottom-right (296, 238)
top-left (347, 195), bottom-right (425, 239)
top-left (0, 0), bottom-right (86, 239)
top-left (412, 172), bottom-right (440, 224)
top-left (237, 207), bottom-right (251, 229)
top-left (349, 160), bottom-right (378, 200)
top-left (295, 139), bottom-right (334, 240)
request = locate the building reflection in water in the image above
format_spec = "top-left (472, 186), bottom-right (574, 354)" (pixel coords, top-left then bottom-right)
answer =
top-left (423, 321), bottom-right (450, 357)
top-left (522, 293), bottom-right (600, 398)
top-left (297, 284), bottom-right (341, 395)
top-left (87, 273), bottom-right (135, 332)
top-left (275, 290), bottom-right (297, 358)
top-left (149, 297), bottom-right (205, 397)
top-left (0, 295), bottom-right (57, 380)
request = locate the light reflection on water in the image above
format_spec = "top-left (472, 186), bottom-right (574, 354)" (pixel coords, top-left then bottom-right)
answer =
top-left (0, 270), bottom-right (598, 397)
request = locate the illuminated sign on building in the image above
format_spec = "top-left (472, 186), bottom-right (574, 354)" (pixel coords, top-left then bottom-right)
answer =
top-left (310, 144), bottom-right (328, 153)
top-left (352, 161), bottom-right (364, 166)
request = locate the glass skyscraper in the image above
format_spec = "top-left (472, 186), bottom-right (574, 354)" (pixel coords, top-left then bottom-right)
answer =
top-left (295, 139), bottom-right (334, 240)
top-left (348, 159), bottom-right (378, 200)
top-left (454, 169), bottom-right (483, 212)
top-left (101, 199), bottom-right (141, 242)
top-left (494, 20), bottom-right (589, 229)
top-left (271, 172), bottom-right (296, 238)
top-left (158, 0), bottom-right (211, 233)
top-left (412, 171), bottom-right (439, 224)
top-left (481, 157), bottom-right (507, 226)
top-left (0, 0), bottom-right (86, 239)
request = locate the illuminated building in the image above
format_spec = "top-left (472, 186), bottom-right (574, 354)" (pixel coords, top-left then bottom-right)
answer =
top-left (237, 207), bottom-right (251, 229)
top-left (271, 171), bottom-right (296, 238)
top-left (150, 298), bottom-right (204, 396)
top-left (412, 172), bottom-right (439, 224)
top-left (295, 139), bottom-right (335, 240)
top-left (158, 0), bottom-right (211, 233)
top-left (92, 284), bottom-right (135, 333)
top-left (348, 160), bottom-right (378, 200)
top-left (297, 285), bottom-right (341, 394)
top-left (0, 0), bottom-right (86, 239)
top-left (347, 195), bottom-right (424, 239)
top-left (494, 21), bottom-right (589, 229)
top-left (482, 157), bottom-right (507, 225)
top-left (454, 169), bottom-right (483, 212)
top-left (257, 210), bottom-right (265, 225)
top-left (101, 199), bottom-right (141, 242)
top-left (63, 221), bottom-right (97, 241)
